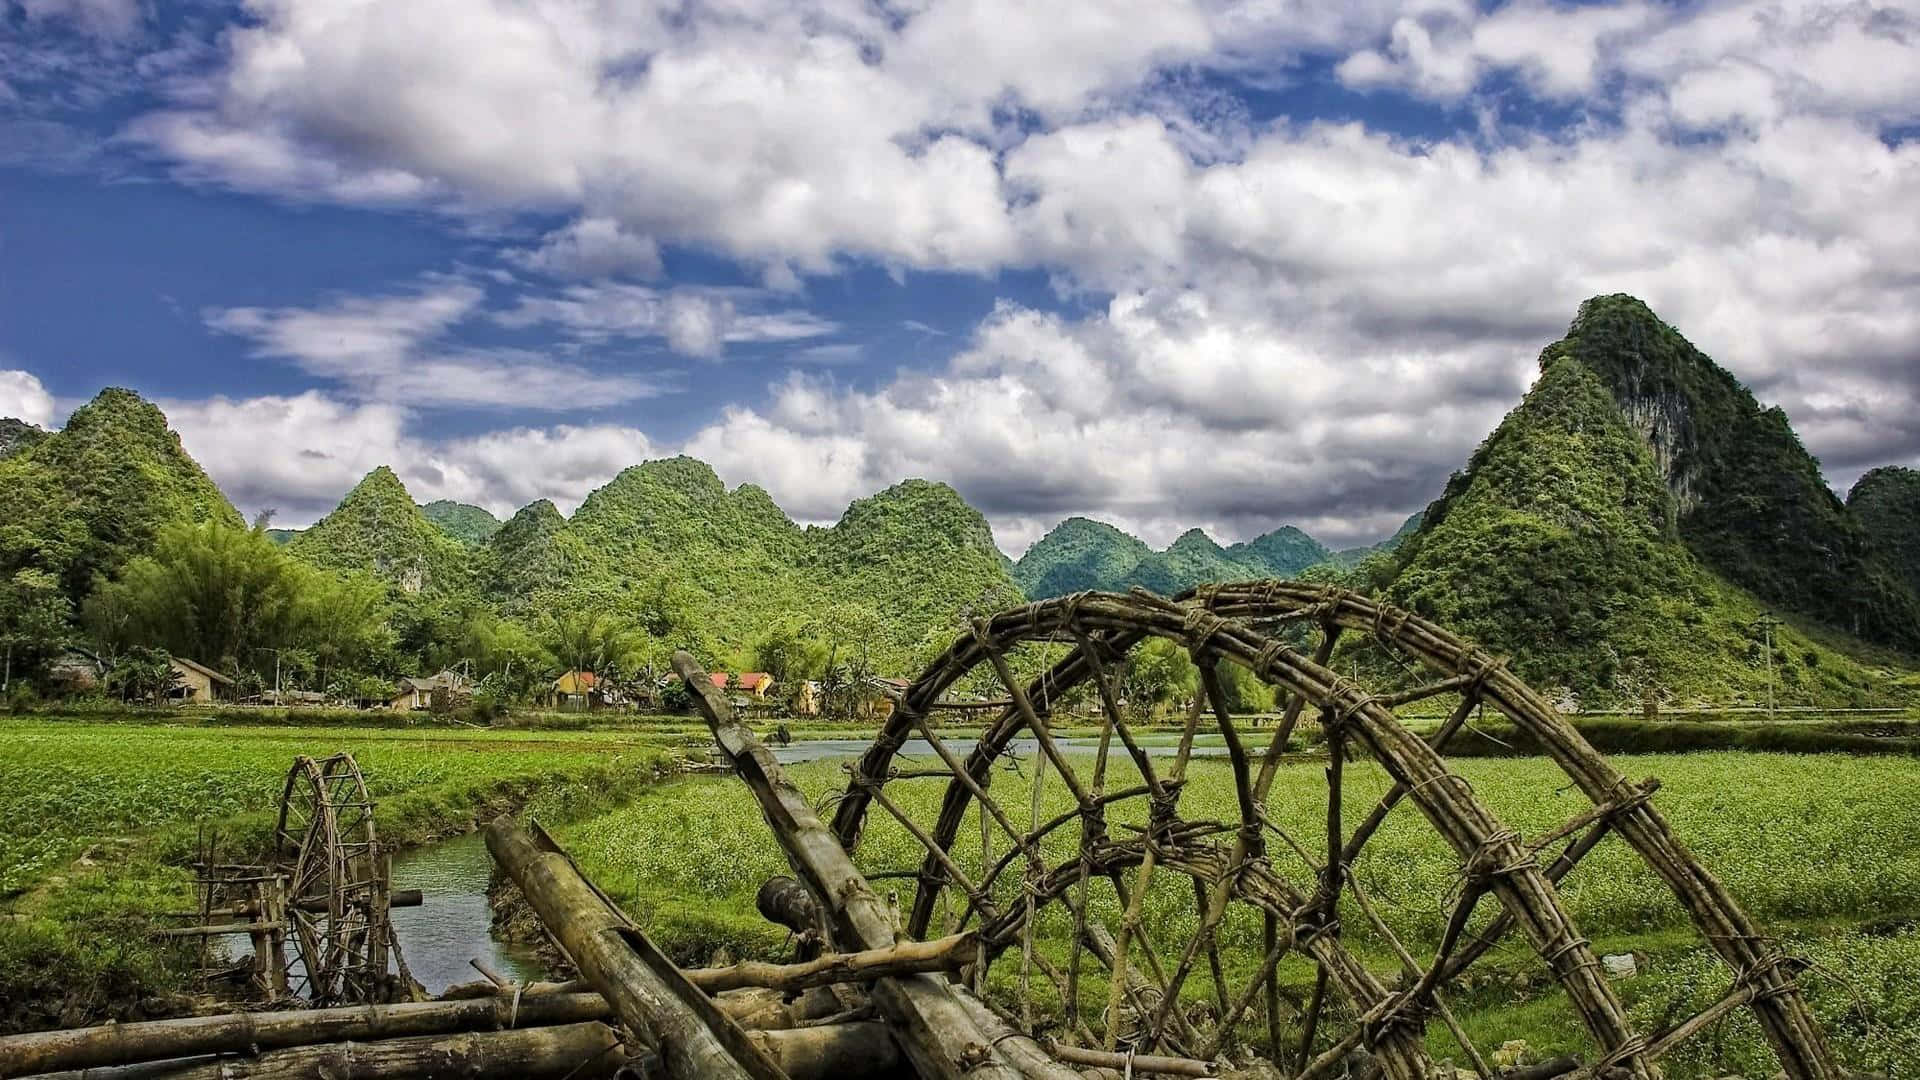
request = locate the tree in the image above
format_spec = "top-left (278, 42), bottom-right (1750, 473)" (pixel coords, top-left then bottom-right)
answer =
top-left (109, 646), bottom-right (180, 704)
top-left (537, 608), bottom-right (642, 680)
top-left (0, 568), bottom-right (71, 692)
top-left (81, 518), bottom-right (390, 687)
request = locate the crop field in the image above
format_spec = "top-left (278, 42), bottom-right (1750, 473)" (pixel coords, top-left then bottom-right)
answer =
top-left (556, 749), bottom-right (1920, 1078)
top-left (0, 717), bottom-right (684, 895)
top-left (0, 715), bottom-right (681, 1031)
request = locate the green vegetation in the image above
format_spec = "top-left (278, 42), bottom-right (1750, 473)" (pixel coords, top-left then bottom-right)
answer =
top-left (556, 750), bottom-right (1920, 1077)
top-left (0, 389), bottom-right (241, 611)
top-left (286, 466), bottom-right (472, 598)
top-left (0, 717), bottom-right (676, 1030)
top-left (1384, 355), bottom-right (1889, 707)
top-left (0, 418), bottom-right (46, 460)
top-left (420, 500), bottom-right (502, 547)
top-left (1552, 295), bottom-right (1920, 651)
top-left (81, 518), bottom-right (391, 690)
top-left (1849, 465), bottom-right (1920, 599)
top-left (1013, 519), bottom-right (1336, 599)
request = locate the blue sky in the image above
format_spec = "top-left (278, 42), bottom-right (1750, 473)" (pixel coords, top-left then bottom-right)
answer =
top-left (4, 0), bottom-right (1918, 553)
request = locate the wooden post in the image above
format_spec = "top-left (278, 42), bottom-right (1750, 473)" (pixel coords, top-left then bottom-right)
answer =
top-left (674, 650), bottom-right (1027, 1080)
top-left (484, 818), bottom-right (785, 1080)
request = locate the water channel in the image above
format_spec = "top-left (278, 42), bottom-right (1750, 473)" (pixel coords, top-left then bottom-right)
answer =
top-left (362, 734), bottom-right (1264, 990)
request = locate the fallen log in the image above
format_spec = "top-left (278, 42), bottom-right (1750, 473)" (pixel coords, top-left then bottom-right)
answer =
top-left (746, 1021), bottom-right (905, 1080)
top-left (485, 817), bottom-right (786, 1080)
top-left (0, 994), bottom-right (612, 1078)
top-left (685, 932), bottom-right (977, 993)
top-left (676, 650), bottom-right (1026, 1080)
top-left (21, 1020), bottom-right (627, 1080)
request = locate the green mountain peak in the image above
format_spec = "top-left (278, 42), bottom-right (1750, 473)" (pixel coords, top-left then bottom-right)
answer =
top-left (1547, 294), bottom-right (1920, 650)
top-left (288, 467), bottom-right (469, 595)
top-left (0, 388), bottom-right (240, 604)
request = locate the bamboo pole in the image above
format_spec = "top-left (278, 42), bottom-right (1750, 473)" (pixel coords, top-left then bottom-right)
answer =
top-left (0, 995), bottom-right (613, 1078)
top-left (674, 651), bottom-right (1025, 1080)
top-left (684, 932), bottom-right (977, 993)
top-left (484, 818), bottom-right (784, 1080)
top-left (19, 1021), bottom-right (906, 1080)
top-left (21, 1021), bottom-right (627, 1080)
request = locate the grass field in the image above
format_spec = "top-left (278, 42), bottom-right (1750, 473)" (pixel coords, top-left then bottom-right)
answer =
top-left (0, 716), bottom-right (684, 1031)
top-left (554, 749), bottom-right (1920, 1078)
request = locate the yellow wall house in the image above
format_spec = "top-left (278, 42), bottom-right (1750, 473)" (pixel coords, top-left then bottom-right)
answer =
top-left (169, 657), bottom-right (233, 704)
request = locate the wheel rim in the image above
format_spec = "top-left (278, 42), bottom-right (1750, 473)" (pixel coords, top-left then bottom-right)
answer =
top-left (827, 583), bottom-right (1840, 1079)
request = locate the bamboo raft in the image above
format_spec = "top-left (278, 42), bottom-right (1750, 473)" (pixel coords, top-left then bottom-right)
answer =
top-left (0, 583), bottom-right (1859, 1079)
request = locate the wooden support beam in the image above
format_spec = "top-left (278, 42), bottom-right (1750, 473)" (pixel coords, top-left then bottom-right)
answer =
top-left (20, 1020), bottom-right (627, 1080)
top-left (674, 650), bottom-right (1026, 1080)
top-left (683, 933), bottom-right (978, 993)
top-left (484, 818), bottom-right (785, 1080)
top-left (0, 994), bottom-right (614, 1078)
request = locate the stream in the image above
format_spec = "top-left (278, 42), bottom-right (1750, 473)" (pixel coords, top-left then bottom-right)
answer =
top-left (280, 735), bottom-right (1268, 994)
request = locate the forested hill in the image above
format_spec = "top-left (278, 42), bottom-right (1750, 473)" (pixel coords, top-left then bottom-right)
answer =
top-left (1380, 297), bottom-right (1911, 704)
top-left (1010, 516), bottom-right (1425, 599)
top-left (1550, 295), bottom-right (1920, 651)
top-left (0, 388), bottom-right (241, 608)
top-left (1848, 466), bottom-right (1920, 601)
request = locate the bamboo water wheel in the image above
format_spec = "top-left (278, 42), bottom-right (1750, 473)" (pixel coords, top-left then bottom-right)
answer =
top-left (272, 752), bottom-right (401, 1006)
top-left (824, 583), bottom-right (1841, 1080)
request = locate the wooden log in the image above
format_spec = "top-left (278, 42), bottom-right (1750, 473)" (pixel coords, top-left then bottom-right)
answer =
top-left (746, 1022), bottom-right (905, 1080)
top-left (483, 818), bottom-right (785, 1080)
top-left (1046, 1041), bottom-right (1217, 1077)
top-left (21, 1020), bottom-right (627, 1080)
top-left (675, 650), bottom-right (1026, 1080)
top-left (685, 933), bottom-right (977, 993)
top-left (0, 994), bottom-right (615, 1078)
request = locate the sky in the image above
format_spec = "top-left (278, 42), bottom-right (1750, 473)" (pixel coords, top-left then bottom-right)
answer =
top-left (3, 0), bottom-right (1918, 555)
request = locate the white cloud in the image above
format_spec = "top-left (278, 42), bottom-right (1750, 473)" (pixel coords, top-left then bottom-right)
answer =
top-left (205, 277), bottom-right (672, 406)
top-left (496, 283), bottom-right (837, 356)
top-left (163, 390), bottom-right (662, 526)
top-left (511, 217), bottom-right (663, 280)
top-left (22, 0), bottom-right (1920, 546)
top-left (0, 370), bottom-right (56, 428)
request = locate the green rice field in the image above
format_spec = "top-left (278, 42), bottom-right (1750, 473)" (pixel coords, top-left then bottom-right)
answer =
top-left (555, 749), bottom-right (1920, 1078)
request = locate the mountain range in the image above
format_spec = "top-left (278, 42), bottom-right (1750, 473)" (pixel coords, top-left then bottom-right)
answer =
top-left (3, 294), bottom-right (1915, 701)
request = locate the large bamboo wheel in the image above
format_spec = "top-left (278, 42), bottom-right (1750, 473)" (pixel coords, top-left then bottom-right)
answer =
top-left (273, 753), bottom-right (393, 1006)
top-left (828, 583), bottom-right (1841, 1080)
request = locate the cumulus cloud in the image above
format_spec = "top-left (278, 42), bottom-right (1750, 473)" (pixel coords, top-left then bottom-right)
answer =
top-left (33, 0), bottom-right (1920, 546)
top-left (511, 217), bottom-right (663, 280)
top-left (162, 390), bottom-right (662, 526)
top-left (0, 370), bottom-right (57, 428)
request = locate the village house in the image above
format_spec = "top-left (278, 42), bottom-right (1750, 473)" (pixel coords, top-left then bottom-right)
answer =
top-left (554, 670), bottom-right (614, 710)
top-left (388, 670), bottom-right (468, 711)
top-left (169, 657), bottom-right (233, 704)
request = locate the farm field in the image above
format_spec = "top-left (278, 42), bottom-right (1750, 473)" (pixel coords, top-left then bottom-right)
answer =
top-left (0, 716), bottom-right (683, 1031)
top-left (554, 749), bottom-right (1920, 1079)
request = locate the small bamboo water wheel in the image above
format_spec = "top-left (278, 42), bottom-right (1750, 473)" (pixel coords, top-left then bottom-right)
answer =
top-left (272, 752), bottom-right (402, 1006)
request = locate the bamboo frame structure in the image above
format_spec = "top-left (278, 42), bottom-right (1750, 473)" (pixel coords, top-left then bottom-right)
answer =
top-left (823, 582), bottom-right (1840, 1080)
